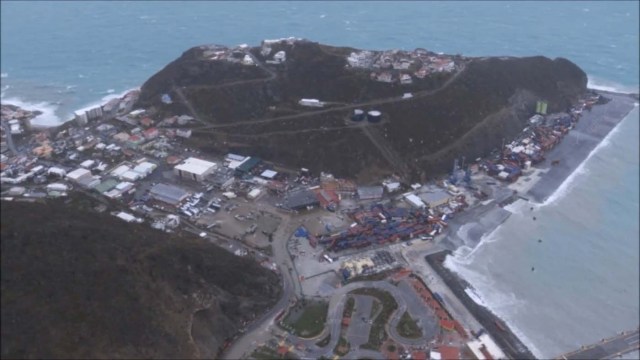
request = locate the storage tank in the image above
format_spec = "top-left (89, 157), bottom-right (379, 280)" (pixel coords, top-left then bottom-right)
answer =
top-left (367, 110), bottom-right (382, 123)
top-left (351, 109), bottom-right (365, 122)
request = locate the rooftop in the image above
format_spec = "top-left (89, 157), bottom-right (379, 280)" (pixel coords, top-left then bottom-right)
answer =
top-left (174, 157), bottom-right (216, 176)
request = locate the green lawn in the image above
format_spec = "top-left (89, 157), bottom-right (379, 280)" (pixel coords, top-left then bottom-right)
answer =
top-left (250, 346), bottom-right (297, 359)
top-left (396, 311), bottom-right (423, 339)
top-left (282, 301), bottom-right (328, 338)
top-left (333, 336), bottom-right (350, 356)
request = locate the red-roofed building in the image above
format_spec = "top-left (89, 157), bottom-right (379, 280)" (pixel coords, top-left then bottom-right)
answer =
top-left (143, 127), bottom-right (159, 140)
top-left (276, 345), bottom-right (288, 357)
top-left (439, 319), bottom-right (455, 331)
top-left (438, 345), bottom-right (460, 360)
top-left (140, 117), bottom-right (154, 127)
top-left (412, 351), bottom-right (427, 360)
top-left (314, 188), bottom-right (339, 209)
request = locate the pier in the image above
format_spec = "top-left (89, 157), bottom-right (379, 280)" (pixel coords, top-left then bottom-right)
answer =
top-left (556, 329), bottom-right (639, 360)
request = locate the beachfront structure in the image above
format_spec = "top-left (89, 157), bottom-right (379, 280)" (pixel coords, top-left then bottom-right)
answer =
top-left (174, 157), bottom-right (216, 182)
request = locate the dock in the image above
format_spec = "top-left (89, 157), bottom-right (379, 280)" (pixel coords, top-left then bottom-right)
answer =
top-left (556, 329), bottom-right (639, 360)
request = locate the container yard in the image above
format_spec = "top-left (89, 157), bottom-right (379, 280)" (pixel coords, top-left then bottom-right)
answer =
top-left (318, 204), bottom-right (456, 253)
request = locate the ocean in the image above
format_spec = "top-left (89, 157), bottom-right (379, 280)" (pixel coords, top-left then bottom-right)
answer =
top-left (1, 1), bottom-right (638, 357)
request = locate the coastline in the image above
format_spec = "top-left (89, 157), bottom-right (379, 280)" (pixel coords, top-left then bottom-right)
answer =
top-left (527, 90), bottom-right (638, 204)
top-left (432, 90), bottom-right (638, 359)
top-left (426, 250), bottom-right (536, 359)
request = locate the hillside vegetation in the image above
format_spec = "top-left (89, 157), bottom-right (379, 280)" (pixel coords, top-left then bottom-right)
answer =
top-left (1, 198), bottom-right (280, 359)
top-left (138, 40), bottom-right (587, 181)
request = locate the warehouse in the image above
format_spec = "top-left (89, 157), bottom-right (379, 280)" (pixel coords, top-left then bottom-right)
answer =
top-left (283, 189), bottom-right (319, 210)
top-left (174, 157), bottom-right (216, 182)
top-left (404, 193), bottom-right (426, 208)
top-left (420, 190), bottom-right (450, 208)
top-left (357, 186), bottom-right (384, 200)
top-left (149, 183), bottom-right (190, 206)
top-left (235, 156), bottom-right (261, 174)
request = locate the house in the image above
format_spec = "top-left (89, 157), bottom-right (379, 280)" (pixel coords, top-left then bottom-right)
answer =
top-left (113, 132), bottom-right (130, 142)
top-left (174, 157), bottom-right (216, 182)
top-left (143, 127), bottom-right (159, 140)
top-left (376, 72), bottom-right (393, 83)
top-left (400, 74), bottom-right (413, 84)
top-left (273, 51), bottom-right (286, 63)
top-left (176, 129), bottom-right (192, 138)
top-left (139, 117), bottom-right (154, 127)
top-left (260, 169), bottom-right (278, 180)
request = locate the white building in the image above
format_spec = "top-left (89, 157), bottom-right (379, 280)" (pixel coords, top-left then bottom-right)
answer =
top-left (66, 168), bottom-right (92, 184)
top-left (121, 170), bottom-right (141, 182)
top-left (260, 169), bottom-right (278, 179)
top-left (273, 51), bottom-right (286, 63)
top-left (404, 193), bottom-right (426, 208)
top-left (80, 160), bottom-right (95, 169)
top-left (133, 162), bottom-right (157, 177)
top-left (174, 157), bottom-right (216, 182)
top-left (247, 188), bottom-right (262, 200)
top-left (298, 99), bottom-right (325, 107)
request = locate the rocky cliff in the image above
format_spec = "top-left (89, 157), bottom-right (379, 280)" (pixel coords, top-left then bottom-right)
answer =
top-left (138, 40), bottom-right (588, 182)
top-left (1, 198), bottom-right (281, 359)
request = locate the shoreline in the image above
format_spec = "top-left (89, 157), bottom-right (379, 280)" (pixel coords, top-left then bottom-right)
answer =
top-left (430, 90), bottom-right (638, 358)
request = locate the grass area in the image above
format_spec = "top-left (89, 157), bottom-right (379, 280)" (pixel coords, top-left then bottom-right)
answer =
top-left (370, 299), bottom-right (381, 319)
top-left (343, 296), bottom-right (355, 318)
top-left (282, 301), bottom-right (328, 338)
top-left (345, 269), bottom-right (395, 284)
top-left (333, 336), bottom-right (350, 356)
top-left (315, 334), bottom-right (331, 347)
top-left (250, 346), bottom-right (297, 359)
top-left (396, 311), bottom-right (423, 339)
top-left (350, 288), bottom-right (398, 351)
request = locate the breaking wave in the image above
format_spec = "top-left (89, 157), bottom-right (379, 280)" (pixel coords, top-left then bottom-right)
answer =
top-left (541, 110), bottom-right (627, 207)
top-left (587, 76), bottom-right (639, 94)
top-left (2, 96), bottom-right (62, 127)
top-left (445, 249), bottom-right (543, 358)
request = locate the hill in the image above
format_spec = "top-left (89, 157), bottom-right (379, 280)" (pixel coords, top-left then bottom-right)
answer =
top-left (0, 197), bottom-right (281, 359)
top-left (137, 39), bottom-right (588, 182)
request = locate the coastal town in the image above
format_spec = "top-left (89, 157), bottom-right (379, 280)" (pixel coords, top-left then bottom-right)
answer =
top-left (2, 37), bottom-right (636, 360)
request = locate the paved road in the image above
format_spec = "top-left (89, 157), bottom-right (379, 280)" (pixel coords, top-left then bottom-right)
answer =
top-left (557, 330), bottom-right (639, 360)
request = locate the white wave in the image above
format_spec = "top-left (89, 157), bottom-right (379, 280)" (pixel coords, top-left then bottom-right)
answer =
top-left (1, 73), bottom-right (7, 78)
top-left (445, 255), bottom-right (544, 358)
top-left (319, 14), bottom-right (326, 18)
top-left (73, 87), bottom-right (140, 117)
top-left (587, 76), bottom-right (639, 94)
top-left (105, 89), bottom-right (115, 94)
top-left (2, 96), bottom-right (62, 127)
top-left (465, 287), bottom-right (487, 307)
top-left (502, 198), bottom-right (528, 215)
top-left (541, 111), bottom-right (627, 207)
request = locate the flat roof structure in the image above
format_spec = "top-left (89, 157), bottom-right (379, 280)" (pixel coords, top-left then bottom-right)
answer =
top-left (357, 186), bottom-right (384, 200)
top-left (405, 193), bottom-right (426, 208)
top-left (260, 169), bottom-right (278, 179)
top-left (94, 178), bottom-right (119, 193)
top-left (236, 157), bottom-right (261, 173)
top-left (149, 183), bottom-right (190, 206)
top-left (111, 165), bottom-right (131, 177)
top-left (283, 189), bottom-right (319, 210)
top-left (66, 168), bottom-right (92, 182)
top-left (419, 189), bottom-right (450, 208)
top-left (174, 157), bottom-right (216, 181)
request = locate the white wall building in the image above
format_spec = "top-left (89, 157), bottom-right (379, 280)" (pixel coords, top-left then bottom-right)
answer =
top-left (174, 157), bottom-right (216, 182)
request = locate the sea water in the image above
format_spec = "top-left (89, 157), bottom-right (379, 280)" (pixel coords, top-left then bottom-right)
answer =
top-left (1, 1), bottom-right (638, 357)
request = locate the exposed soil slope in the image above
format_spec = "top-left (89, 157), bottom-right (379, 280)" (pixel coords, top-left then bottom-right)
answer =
top-left (1, 198), bottom-right (280, 359)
